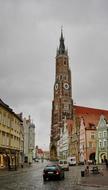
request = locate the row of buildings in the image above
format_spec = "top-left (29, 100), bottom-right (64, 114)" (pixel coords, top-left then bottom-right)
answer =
top-left (35, 146), bottom-right (50, 161)
top-left (0, 98), bottom-right (35, 169)
top-left (50, 30), bottom-right (108, 164)
top-left (56, 108), bottom-right (108, 164)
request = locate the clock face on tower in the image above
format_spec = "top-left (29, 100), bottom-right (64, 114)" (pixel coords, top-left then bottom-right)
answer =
top-left (63, 82), bottom-right (69, 90)
top-left (55, 83), bottom-right (58, 90)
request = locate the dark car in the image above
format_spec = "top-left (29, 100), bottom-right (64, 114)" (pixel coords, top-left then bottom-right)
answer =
top-left (33, 158), bottom-right (39, 162)
top-left (43, 164), bottom-right (65, 181)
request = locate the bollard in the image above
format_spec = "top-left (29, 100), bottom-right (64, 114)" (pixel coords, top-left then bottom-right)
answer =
top-left (81, 170), bottom-right (85, 177)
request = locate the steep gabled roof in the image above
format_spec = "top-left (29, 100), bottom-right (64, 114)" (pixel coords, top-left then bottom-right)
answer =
top-left (74, 105), bottom-right (108, 128)
top-left (97, 115), bottom-right (108, 129)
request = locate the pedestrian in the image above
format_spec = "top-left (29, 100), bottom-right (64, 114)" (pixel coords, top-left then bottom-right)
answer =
top-left (104, 158), bottom-right (108, 169)
top-left (7, 154), bottom-right (11, 171)
top-left (106, 159), bottom-right (108, 169)
top-left (84, 159), bottom-right (86, 165)
top-left (94, 159), bottom-right (96, 165)
top-left (21, 162), bottom-right (24, 168)
top-left (101, 158), bottom-right (103, 164)
top-left (85, 165), bottom-right (89, 176)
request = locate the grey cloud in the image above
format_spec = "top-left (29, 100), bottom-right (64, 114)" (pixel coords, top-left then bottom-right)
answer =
top-left (0, 0), bottom-right (108, 149)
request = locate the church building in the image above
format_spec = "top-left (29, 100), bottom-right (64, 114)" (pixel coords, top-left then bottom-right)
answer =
top-left (50, 30), bottom-right (108, 162)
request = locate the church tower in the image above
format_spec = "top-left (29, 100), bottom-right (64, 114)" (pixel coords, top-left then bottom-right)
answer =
top-left (50, 30), bottom-right (73, 160)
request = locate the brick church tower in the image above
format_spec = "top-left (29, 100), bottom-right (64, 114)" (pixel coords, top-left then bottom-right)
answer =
top-left (50, 30), bottom-right (73, 160)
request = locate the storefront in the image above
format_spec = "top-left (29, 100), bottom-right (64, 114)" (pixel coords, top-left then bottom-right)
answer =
top-left (0, 148), bottom-right (20, 169)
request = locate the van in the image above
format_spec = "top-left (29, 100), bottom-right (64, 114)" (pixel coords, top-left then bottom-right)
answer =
top-left (59, 160), bottom-right (69, 171)
top-left (67, 157), bottom-right (76, 166)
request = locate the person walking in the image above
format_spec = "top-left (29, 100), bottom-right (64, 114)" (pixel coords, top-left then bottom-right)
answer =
top-left (85, 165), bottom-right (89, 176)
top-left (104, 158), bottom-right (108, 169)
top-left (7, 154), bottom-right (11, 171)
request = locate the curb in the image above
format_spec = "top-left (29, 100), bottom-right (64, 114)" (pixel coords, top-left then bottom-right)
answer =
top-left (0, 169), bottom-right (28, 177)
top-left (0, 164), bottom-right (43, 177)
top-left (79, 183), bottom-right (108, 188)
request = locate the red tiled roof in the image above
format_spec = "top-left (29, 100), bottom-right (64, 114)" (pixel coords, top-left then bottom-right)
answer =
top-left (74, 105), bottom-right (108, 128)
top-left (74, 105), bottom-right (108, 114)
top-left (38, 149), bottom-right (44, 154)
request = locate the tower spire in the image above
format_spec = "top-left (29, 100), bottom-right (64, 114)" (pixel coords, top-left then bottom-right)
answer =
top-left (61, 25), bottom-right (63, 40)
top-left (57, 27), bottom-right (66, 55)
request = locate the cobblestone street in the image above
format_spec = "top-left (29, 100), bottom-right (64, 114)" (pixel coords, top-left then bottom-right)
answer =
top-left (0, 163), bottom-right (108, 190)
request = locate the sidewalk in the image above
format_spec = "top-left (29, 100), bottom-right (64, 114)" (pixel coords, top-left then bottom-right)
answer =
top-left (0, 162), bottom-right (41, 177)
top-left (81, 165), bottom-right (108, 187)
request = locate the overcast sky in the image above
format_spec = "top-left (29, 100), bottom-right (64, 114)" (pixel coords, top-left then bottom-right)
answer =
top-left (0, 0), bottom-right (108, 150)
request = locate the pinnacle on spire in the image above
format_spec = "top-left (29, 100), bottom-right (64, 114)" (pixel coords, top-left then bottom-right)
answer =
top-left (61, 26), bottom-right (63, 40)
top-left (57, 27), bottom-right (67, 56)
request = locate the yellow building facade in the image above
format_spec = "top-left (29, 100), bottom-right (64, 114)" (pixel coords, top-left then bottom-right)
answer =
top-left (0, 99), bottom-right (23, 169)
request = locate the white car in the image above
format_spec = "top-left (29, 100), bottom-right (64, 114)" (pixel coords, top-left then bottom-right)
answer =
top-left (59, 160), bottom-right (69, 171)
top-left (67, 157), bottom-right (76, 166)
top-left (88, 160), bottom-right (93, 164)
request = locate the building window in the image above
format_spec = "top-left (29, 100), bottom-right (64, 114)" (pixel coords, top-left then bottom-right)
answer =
top-left (98, 132), bottom-right (102, 138)
top-left (89, 142), bottom-right (92, 148)
top-left (103, 131), bottom-right (107, 138)
top-left (60, 75), bottom-right (62, 80)
top-left (63, 75), bottom-right (67, 80)
top-left (64, 104), bottom-right (69, 111)
top-left (55, 105), bottom-right (58, 110)
top-left (64, 61), bottom-right (66, 65)
top-left (2, 132), bottom-right (6, 145)
top-left (7, 134), bottom-right (9, 146)
top-left (91, 132), bottom-right (95, 139)
top-left (99, 140), bottom-right (102, 147)
top-left (103, 140), bottom-right (107, 147)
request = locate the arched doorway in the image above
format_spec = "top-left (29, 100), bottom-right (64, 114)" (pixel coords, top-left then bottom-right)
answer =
top-left (100, 153), bottom-right (107, 163)
top-left (89, 152), bottom-right (95, 162)
top-left (50, 144), bottom-right (57, 161)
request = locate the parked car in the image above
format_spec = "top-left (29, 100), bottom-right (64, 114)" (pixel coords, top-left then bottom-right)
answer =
top-left (88, 160), bottom-right (93, 164)
top-left (33, 158), bottom-right (39, 162)
top-left (78, 161), bottom-right (84, 165)
top-left (43, 164), bottom-right (65, 181)
top-left (35, 158), bottom-right (39, 162)
top-left (67, 156), bottom-right (76, 166)
top-left (58, 160), bottom-right (69, 171)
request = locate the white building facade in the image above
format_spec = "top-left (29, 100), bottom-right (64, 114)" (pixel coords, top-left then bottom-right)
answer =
top-left (96, 115), bottom-right (108, 164)
top-left (79, 117), bottom-right (85, 163)
top-left (23, 116), bottom-right (35, 163)
top-left (59, 121), bottom-right (69, 159)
